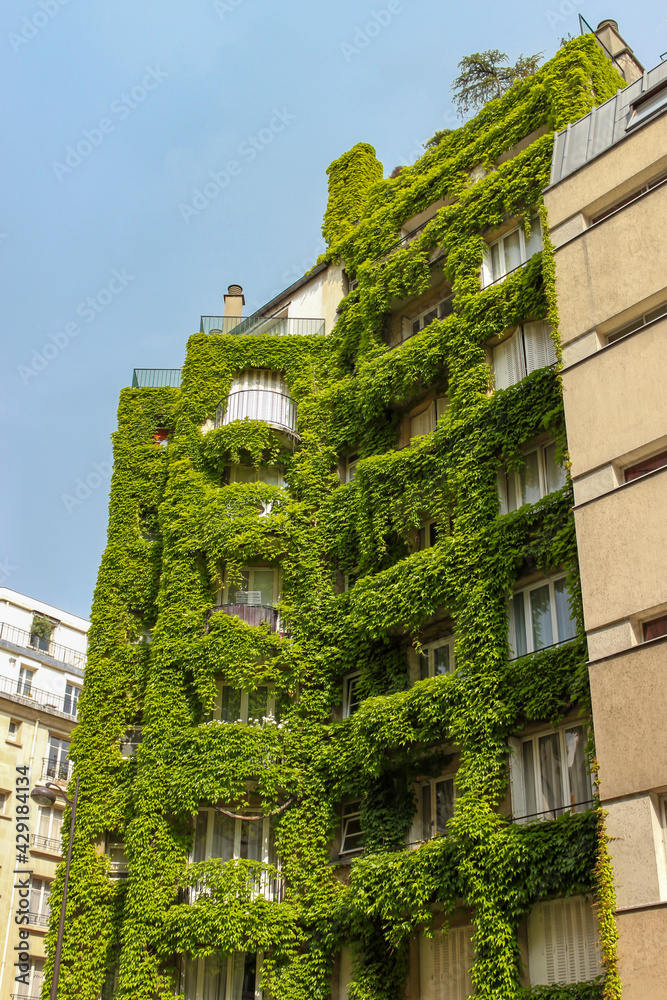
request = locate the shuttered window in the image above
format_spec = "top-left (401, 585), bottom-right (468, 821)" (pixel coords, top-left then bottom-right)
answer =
top-left (216, 369), bottom-right (297, 434)
top-left (493, 322), bottom-right (556, 390)
top-left (410, 397), bottom-right (449, 439)
top-left (420, 925), bottom-right (474, 1000)
top-left (528, 897), bottom-right (601, 986)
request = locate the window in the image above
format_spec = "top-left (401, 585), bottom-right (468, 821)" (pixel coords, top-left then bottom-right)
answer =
top-left (340, 801), bottom-right (363, 854)
top-left (14, 958), bottom-right (45, 1000)
top-left (643, 614), bottom-right (667, 642)
top-left (420, 637), bottom-right (456, 679)
top-left (498, 441), bottom-right (566, 513)
top-left (624, 449), bottom-right (667, 483)
top-left (606, 301), bottom-right (667, 343)
top-left (510, 724), bottom-right (593, 823)
top-left (8, 718), bottom-right (21, 741)
top-left (36, 805), bottom-right (64, 851)
top-left (402, 295), bottom-right (454, 341)
top-left (482, 214), bottom-right (542, 287)
top-left (29, 876), bottom-right (51, 927)
top-left (410, 397), bottom-right (449, 439)
top-left (419, 925), bottom-right (474, 1000)
top-left (30, 614), bottom-right (56, 652)
top-left (421, 775), bottom-right (456, 840)
top-left (591, 170), bottom-right (667, 223)
top-left (16, 665), bottom-right (34, 696)
top-left (63, 682), bottom-right (81, 717)
top-left (106, 837), bottom-right (129, 879)
top-left (229, 464), bottom-right (283, 487)
top-left (215, 685), bottom-right (276, 724)
top-left (342, 673), bottom-right (362, 718)
top-left (182, 951), bottom-right (261, 1000)
top-left (508, 575), bottom-right (577, 658)
top-left (493, 321), bottom-right (556, 390)
top-left (418, 519), bottom-right (439, 550)
top-left (46, 735), bottom-right (71, 781)
top-left (346, 453), bottom-right (359, 483)
top-left (528, 896), bottom-right (601, 986)
top-left (216, 369), bottom-right (296, 436)
top-left (0, 790), bottom-right (9, 815)
top-left (627, 81), bottom-right (667, 130)
top-left (191, 809), bottom-right (277, 896)
top-left (224, 568), bottom-right (278, 607)
top-left (120, 727), bottom-right (143, 757)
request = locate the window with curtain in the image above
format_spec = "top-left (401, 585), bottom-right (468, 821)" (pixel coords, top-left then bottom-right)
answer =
top-left (498, 440), bottom-right (566, 513)
top-left (511, 724), bottom-right (593, 823)
top-left (509, 575), bottom-right (577, 658)
top-left (493, 321), bottom-right (556, 391)
top-left (482, 214), bottom-right (542, 287)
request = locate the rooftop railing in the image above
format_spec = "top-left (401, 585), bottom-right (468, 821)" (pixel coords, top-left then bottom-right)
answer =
top-left (0, 673), bottom-right (79, 719)
top-left (131, 368), bottom-right (182, 388)
top-left (0, 622), bottom-right (86, 670)
top-left (200, 315), bottom-right (325, 337)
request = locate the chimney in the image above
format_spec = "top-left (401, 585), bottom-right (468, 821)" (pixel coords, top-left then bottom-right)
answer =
top-left (224, 284), bottom-right (245, 318)
top-left (595, 19), bottom-right (644, 84)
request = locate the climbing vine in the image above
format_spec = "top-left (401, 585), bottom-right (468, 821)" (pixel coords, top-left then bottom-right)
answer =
top-left (44, 35), bottom-right (625, 1000)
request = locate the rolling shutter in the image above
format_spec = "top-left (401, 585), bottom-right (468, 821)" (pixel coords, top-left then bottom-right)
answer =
top-left (420, 926), bottom-right (474, 1000)
top-left (528, 896), bottom-right (602, 986)
top-left (493, 331), bottom-right (526, 390)
top-left (523, 322), bottom-right (556, 374)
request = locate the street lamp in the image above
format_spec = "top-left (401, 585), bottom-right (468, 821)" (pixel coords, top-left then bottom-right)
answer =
top-left (31, 776), bottom-right (79, 1000)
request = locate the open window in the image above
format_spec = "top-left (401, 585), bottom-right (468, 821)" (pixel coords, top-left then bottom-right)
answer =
top-left (509, 724), bottom-right (593, 823)
top-left (401, 295), bottom-right (454, 342)
top-left (508, 574), bottom-right (577, 658)
top-left (498, 440), bottom-right (566, 513)
top-left (192, 808), bottom-right (276, 870)
top-left (410, 397), bottom-right (449, 439)
top-left (340, 800), bottom-right (363, 855)
top-left (223, 567), bottom-right (279, 608)
top-left (482, 214), bottom-right (542, 287)
top-left (527, 896), bottom-right (601, 986)
top-left (493, 321), bottom-right (556, 390)
top-left (342, 673), bottom-right (362, 718)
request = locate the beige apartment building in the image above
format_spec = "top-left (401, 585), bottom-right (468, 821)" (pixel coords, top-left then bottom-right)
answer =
top-left (545, 42), bottom-right (667, 999)
top-left (0, 590), bottom-right (88, 1000)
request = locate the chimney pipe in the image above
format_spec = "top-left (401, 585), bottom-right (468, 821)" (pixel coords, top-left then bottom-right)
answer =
top-left (224, 284), bottom-right (245, 318)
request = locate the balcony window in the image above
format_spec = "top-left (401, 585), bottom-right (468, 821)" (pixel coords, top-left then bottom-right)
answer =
top-left (493, 321), bottom-right (556, 390)
top-left (419, 636), bottom-right (456, 679)
top-left (215, 369), bottom-right (297, 437)
top-left (346, 453), bottom-right (360, 483)
top-left (528, 896), bottom-right (601, 986)
top-left (498, 441), bottom-right (566, 513)
top-left (181, 951), bottom-right (261, 1000)
top-left (46, 736), bottom-right (71, 782)
top-left (224, 568), bottom-right (278, 608)
top-left (35, 805), bottom-right (64, 852)
top-left (482, 214), bottom-right (542, 287)
top-left (509, 575), bottom-right (577, 658)
top-left (340, 801), bottom-right (363, 855)
top-left (419, 925), bottom-right (474, 1000)
top-left (410, 397), bottom-right (449, 439)
top-left (191, 809), bottom-right (277, 890)
top-left (16, 665), bottom-right (34, 696)
top-left (421, 775), bottom-right (456, 840)
top-left (215, 684), bottom-right (276, 724)
top-left (106, 837), bottom-right (129, 879)
top-left (63, 682), bottom-right (81, 717)
top-left (229, 464), bottom-right (283, 487)
top-left (510, 724), bottom-right (593, 823)
top-left (402, 295), bottom-right (454, 341)
top-left (29, 876), bottom-right (51, 927)
top-left (342, 673), bottom-right (362, 718)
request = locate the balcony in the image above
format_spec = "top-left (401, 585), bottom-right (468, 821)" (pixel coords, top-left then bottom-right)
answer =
top-left (131, 368), bottom-right (182, 388)
top-left (183, 873), bottom-right (284, 904)
top-left (0, 622), bottom-right (86, 670)
top-left (0, 674), bottom-right (79, 720)
top-left (27, 911), bottom-right (50, 928)
top-left (31, 833), bottom-right (62, 855)
top-left (41, 757), bottom-right (74, 784)
top-left (200, 315), bottom-right (325, 337)
top-left (215, 390), bottom-right (297, 437)
top-left (208, 603), bottom-right (280, 633)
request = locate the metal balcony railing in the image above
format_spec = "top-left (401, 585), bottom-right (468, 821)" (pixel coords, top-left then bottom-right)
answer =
top-left (131, 368), bottom-right (182, 388)
top-left (28, 911), bottom-right (50, 928)
top-left (200, 315), bottom-right (325, 337)
top-left (0, 673), bottom-right (79, 719)
top-left (183, 874), bottom-right (284, 905)
top-left (0, 622), bottom-right (87, 670)
top-left (42, 757), bottom-right (73, 783)
top-left (31, 834), bottom-right (62, 854)
top-left (215, 390), bottom-right (297, 436)
top-left (209, 604), bottom-right (280, 632)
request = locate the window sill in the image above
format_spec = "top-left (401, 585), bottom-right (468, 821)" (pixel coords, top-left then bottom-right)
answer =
top-left (0, 813), bottom-right (11, 822)
top-left (5, 739), bottom-right (22, 748)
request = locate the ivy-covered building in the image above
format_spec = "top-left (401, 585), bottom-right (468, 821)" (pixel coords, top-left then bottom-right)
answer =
top-left (43, 24), bottom-right (647, 1000)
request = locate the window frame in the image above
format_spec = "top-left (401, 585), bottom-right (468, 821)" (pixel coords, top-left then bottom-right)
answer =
top-left (36, 804), bottom-right (64, 849)
top-left (16, 665), bottom-right (35, 696)
top-left (510, 723), bottom-right (594, 824)
top-left (29, 875), bottom-right (52, 926)
top-left (215, 683), bottom-right (276, 725)
top-left (420, 772), bottom-right (457, 841)
top-left (7, 718), bottom-right (21, 742)
top-left (342, 672), bottom-right (362, 719)
top-left (228, 464), bottom-right (284, 487)
top-left (222, 566), bottom-right (280, 608)
top-left (63, 681), bottom-right (82, 718)
top-left (190, 808), bottom-right (277, 899)
top-left (498, 440), bottom-right (566, 514)
top-left (482, 214), bottom-right (542, 287)
top-left (419, 924), bottom-right (474, 1000)
top-left (606, 301), bottom-right (667, 344)
top-left (623, 448), bottom-right (667, 483)
top-left (420, 636), bottom-right (456, 679)
top-left (181, 951), bottom-right (262, 1000)
top-left (346, 453), bottom-right (360, 483)
top-left (340, 800), bottom-right (363, 855)
top-left (402, 294), bottom-right (454, 342)
top-left (508, 573), bottom-right (577, 659)
top-left (409, 396), bottom-right (449, 440)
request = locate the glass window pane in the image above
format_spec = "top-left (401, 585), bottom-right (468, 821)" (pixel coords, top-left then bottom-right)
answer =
top-left (422, 309), bottom-right (437, 328)
top-left (530, 585), bottom-right (554, 650)
top-left (239, 819), bottom-right (263, 863)
top-left (522, 740), bottom-right (537, 819)
top-left (525, 215), bottom-right (543, 258)
top-left (252, 570), bottom-right (275, 606)
top-left (247, 687), bottom-right (269, 722)
top-left (421, 784), bottom-right (432, 840)
top-left (220, 687), bottom-right (243, 723)
top-left (212, 812), bottom-right (235, 862)
top-left (419, 652), bottom-right (429, 681)
top-left (193, 812), bottom-right (208, 863)
top-left (435, 779), bottom-right (455, 833)
top-left (232, 953), bottom-right (246, 999)
top-left (506, 470), bottom-right (517, 512)
top-left (433, 644), bottom-right (450, 675)
top-left (491, 242), bottom-right (501, 280)
top-left (259, 466), bottom-right (281, 486)
top-left (182, 956), bottom-right (199, 1000)
top-left (520, 450), bottom-right (541, 505)
top-left (234, 465), bottom-right (256, 484)
top-left (554, 578), bottom-right (577, 643)
top-left (231, 571), bottom-right (251, 603)
top-left (511, 595), bottom-right (527, 657)
top-left (240, 953), bottom-right (257, 1000)
top-left (503, 229), bottom-right (522, 273)
top-left (544, 443), bottom-right (566, 493)
top-left (538, 733), bottom-right (564, 817)
top-left (565, 726), bottom-right (590, 812)
top-left (203, 953), bottom-right (228, 1000)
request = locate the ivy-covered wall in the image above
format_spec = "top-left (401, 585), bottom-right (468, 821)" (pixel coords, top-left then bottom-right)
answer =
top-left (44, 35), bottom-right (625, 1000)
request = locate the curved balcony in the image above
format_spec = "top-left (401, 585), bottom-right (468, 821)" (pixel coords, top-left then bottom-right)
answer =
top-left (215, 389), bottom-right (297, 437)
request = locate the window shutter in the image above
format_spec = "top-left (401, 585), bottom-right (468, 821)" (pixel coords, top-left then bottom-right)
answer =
top-left (523, 321), bottom-right (556, 374)
top-left (529, 897), bottom-right (601, 986)
top-left (497, 468), bottom-right (508, 514)
top-left (402, 316), bottom-right (412, 341)
top-left (436, 396), bottom-right (449, 421)
top-left (440, 926), bottom-right (473, 1000)
top-left (410, 401), bottom-right (436, 439)
top-left (493, 331), bottom-right (525, 390)
top-left (481, 246), bottom-right (493, 288)
top-left (338, 947), bottom-right (353, 1000)
top-left (419, 934), bottom-right (437, 1000)
top-left (508, 737), bottom-right (525, 821)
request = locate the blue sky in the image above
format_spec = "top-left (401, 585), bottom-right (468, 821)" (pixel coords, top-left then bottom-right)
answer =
top-left (0, 0), bottom-right (663, 620)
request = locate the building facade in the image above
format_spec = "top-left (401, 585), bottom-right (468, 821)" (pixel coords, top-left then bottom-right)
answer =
top-left (0, 589), bottom-right (88, 1000)
top-left (545, 43), bottom-right (667, 1000)
top-left (41, 25), bottom-right (651, 1000)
